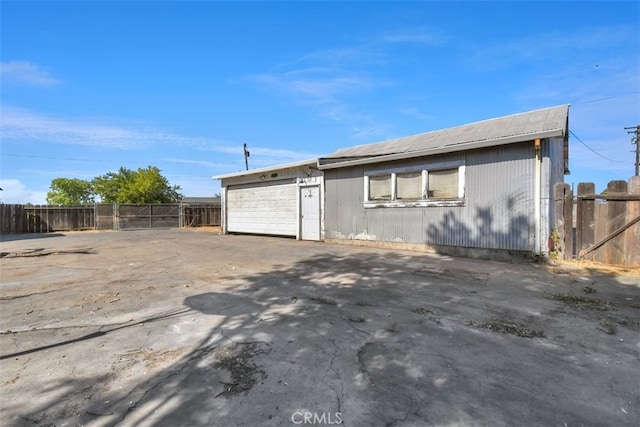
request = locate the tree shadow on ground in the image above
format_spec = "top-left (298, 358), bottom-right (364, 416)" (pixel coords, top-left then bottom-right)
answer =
top-left (0, 308), bottom-right (192, 360)
top-left (13, 249), bottom-right (639, 427)
top-left (0, 233), bottom-right (66, 243)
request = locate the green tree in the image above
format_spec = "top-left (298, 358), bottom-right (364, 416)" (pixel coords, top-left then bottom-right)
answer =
top-left (92, 166), bottom-right (182, 203)
top-left (46, 178), bottom-right (95, 206)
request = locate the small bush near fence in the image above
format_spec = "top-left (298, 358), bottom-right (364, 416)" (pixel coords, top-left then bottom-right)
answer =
top-left (0, 203), bottom-right (221, 235)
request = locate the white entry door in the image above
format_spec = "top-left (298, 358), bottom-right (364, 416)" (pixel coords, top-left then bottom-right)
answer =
top-left (300, 186), bottom-right (320, 241)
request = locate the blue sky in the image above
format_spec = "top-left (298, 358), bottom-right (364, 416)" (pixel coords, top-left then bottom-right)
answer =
top-left (1, 1), bottom-right (639, 204)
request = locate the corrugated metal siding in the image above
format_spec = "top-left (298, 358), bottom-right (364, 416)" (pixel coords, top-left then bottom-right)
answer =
top-left (324, 167), bottom-right (365, 239)
top-left (324, 142), bottom-right (537, 251)
top-left (544, 137), bottom-right (566, 200)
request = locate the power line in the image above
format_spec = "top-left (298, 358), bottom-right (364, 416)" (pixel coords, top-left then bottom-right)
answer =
top-left (569, 130), bottom-right (625, 163)
top-left (577, 91), bottom-right (640, 104)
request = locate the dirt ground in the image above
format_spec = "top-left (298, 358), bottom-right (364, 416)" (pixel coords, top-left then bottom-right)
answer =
top-left (0, 229), bottom-right (638, 427)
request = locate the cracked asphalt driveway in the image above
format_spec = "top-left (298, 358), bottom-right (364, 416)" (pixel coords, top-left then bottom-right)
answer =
top-left (1, 229), bottom-right (639, 426)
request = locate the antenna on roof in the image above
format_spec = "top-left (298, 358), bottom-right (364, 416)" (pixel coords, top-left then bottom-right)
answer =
top-left (243, 143), bottom-right (250, 171)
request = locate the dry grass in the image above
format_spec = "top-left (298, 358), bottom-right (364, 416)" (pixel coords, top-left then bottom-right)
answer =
top-left (475, 319), bottom-right (544, 338)
top-left (549, 259), bottom-right (640, 278)
top-left (597, 317), bottom-right (617, 334)
top-left (191, 226), bottom-right (222, 234)
top-left (547, 293), bottom-right (615, 311)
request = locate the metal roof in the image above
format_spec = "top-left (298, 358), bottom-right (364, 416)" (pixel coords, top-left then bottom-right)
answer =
top-left (318, 105), bottom-right (569, 169)
top-left (212, 158), bottom-right (317, 180)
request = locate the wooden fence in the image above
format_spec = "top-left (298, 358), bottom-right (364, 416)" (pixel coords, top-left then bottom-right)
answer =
top-left (182, 204), bottom-right (221, 228)
top-left (0, 203), bottom-right (221, 235)
top-left (0, 205), bottom-right (26, 235)
top-left (553, 177), bottom-right (640, 266)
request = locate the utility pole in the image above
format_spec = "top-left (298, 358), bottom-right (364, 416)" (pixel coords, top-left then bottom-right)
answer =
top-left (626, 125), bottom-right (640, 176)
top-left (243, 143), bottom-right (250, 171)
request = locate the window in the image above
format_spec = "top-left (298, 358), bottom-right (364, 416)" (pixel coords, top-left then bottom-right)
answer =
top-left (396, 172), bottom-right (423, 200)
top-left (428, 168), bottom-right (458, 199)
top-left (369, 175), bottom-right (392, 200)
top-left (364, 162), bottom-right (464, 207)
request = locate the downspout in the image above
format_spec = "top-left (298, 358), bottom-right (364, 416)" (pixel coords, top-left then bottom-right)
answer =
top-left (534, 138), bottom-right (541, 255)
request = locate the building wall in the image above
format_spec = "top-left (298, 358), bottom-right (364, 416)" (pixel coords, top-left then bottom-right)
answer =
top-left (542, 136), bottom-right (567, 222)
top-left (324, 141), bottom-right (549, 252)
top-left (220, 164), bottom-right (324, 239)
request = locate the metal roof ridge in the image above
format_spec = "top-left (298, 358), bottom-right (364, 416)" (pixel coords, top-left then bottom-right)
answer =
top-left (318, 127), bottom-right (565, 170)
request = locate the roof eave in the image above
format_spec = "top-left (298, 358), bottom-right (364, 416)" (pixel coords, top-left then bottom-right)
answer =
top-left (318, 129), bottom-right (565, 170)
top-left (212, 158), bottom-right (318, 180)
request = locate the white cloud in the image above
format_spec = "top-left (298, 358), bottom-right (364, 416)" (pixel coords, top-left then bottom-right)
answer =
top-left (249, 38), bottom-right (401, 141)
top-left (2, 105), bottom-right (316, 159)
top-left (252, 69), bottom-right (378, 106)
top-left (0, 60), bottom-right (61, 86)
top-left (0, 179), bottom-right (47, 205)
top-left (248, 26), bottom-right (450, 141)
top-left (380, 28), bottom-right (447, 45)
top-left (0, 105), bottom-right (325, 185)
top-left (0, 105), bottom-right (205, 150)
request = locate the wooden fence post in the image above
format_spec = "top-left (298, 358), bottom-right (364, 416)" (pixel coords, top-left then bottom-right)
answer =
top-left (0, 205), bottom-right (25, 234)
top-left (626, 176), bottom-right (640, 267)
top-left (576, 182), bottom-right (595, 256)
top-left (113, 204), bottom-right (119, 231)
top-left (553, 183), bottom-right (564, 257)
top-left (604, 180), bottom-right (628, 265)
top-left (553, 183), bottom-right (573, 259)
top-left (563, 185), bottom-right (574, 259)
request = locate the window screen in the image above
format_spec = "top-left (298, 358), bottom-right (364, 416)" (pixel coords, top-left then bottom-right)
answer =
top-left (428, 169), bottom-right (459, 199)
top-left (396, 172), bottom-right (423, 200)
top-left (369, 175), bottom-right (392, 200)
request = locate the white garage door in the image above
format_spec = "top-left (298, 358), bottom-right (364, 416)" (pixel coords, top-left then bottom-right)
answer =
top-left (227, 180), bottom-right (297, 236)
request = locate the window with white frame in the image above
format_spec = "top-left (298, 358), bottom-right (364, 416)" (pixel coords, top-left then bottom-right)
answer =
top-left (427, 168), bottom-right (459, 199)
top-left (364, 162), bottom-right (465, 207)
top-left (396, 171), bottom-right (422, 200)
top-left (368, 175), bottom-right (392, 201)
